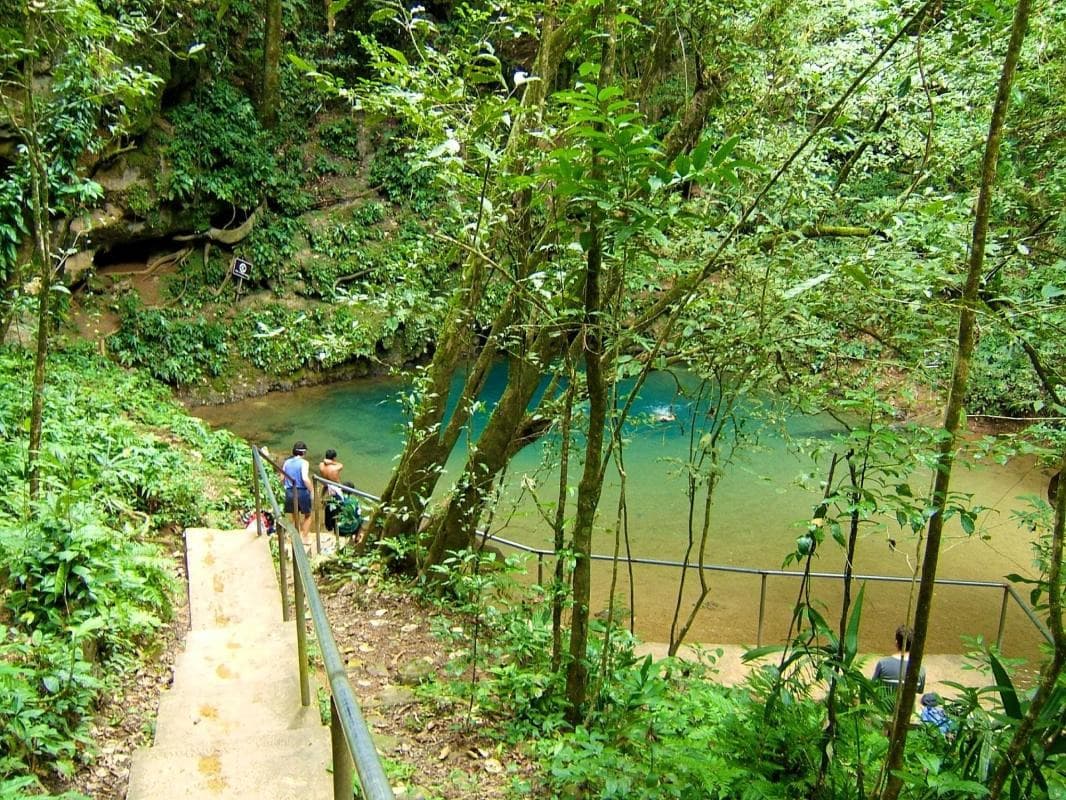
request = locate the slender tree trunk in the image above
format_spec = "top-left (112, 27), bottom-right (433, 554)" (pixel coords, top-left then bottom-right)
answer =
top-left (565, 1), bottom-right (618, 722)
top-left (24, 12), bottom-right (49, 501)
top-left (814, 447), bottom-right (865, 798)
top-left (261, 0), bottom-right (282, 129)
top-left (879, 3), bottom-right (1031, 796)
top-left (551, 363), bottom-right (577, 672)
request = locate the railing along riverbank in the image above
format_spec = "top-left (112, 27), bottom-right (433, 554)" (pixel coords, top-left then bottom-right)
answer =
top-left (302, 472), bottom-right (1053, 653)
top-left (250, 446), bottom-right (393, 800)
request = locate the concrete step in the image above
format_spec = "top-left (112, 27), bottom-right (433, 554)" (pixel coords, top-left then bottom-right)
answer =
top-left (170, 623), bottom-right (303, 694)
top-left (153, 675), bottom-right (322, 746)
top-left (126, 728), bottom-right (333, 800)
top-left (184, 528), bottom-right (282, 629)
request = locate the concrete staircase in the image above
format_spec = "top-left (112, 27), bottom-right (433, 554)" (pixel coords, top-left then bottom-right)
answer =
top-left (127, 528), bottom-right (333, 800)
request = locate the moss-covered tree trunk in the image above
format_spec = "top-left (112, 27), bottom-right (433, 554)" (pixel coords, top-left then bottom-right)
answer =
top-left (373, 8), bottom-right (573, 548)
top-left (373, 301), bottom-right (496, 540)
top-left (418, 352), bottom-right (546, 571)
top-left (261, 0), bottom-right (282, 129)
top-left (878, 1), bottom-right (1031, 796)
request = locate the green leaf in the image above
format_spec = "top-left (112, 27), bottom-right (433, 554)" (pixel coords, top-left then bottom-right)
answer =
top-left (840, 263), bottom-right (871, 287)
top-left (989, 652), bottom-right (1021, 720)
top-left (844, 584), bottom-right (866, 661)
top-left (960, 511), bottom-right (975, 535)
top-left (709, 135), bottom-right (741, 169)
top-left (286, 53), bottom-right (316, 73)
top-left (383, 47), bottom-right (408, 65)
top-left (1041, 284), bottom-right (1065, 300)
top-left (783, 272), bottom-right (833, 299)
top-left (330, 0), bottom-right (352, 14)
top-left (742, 644), bottom-right (785, 662)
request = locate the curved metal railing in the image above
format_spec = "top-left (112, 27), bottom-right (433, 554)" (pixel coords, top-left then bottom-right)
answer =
top-left (251, 446), bottom-right (394, 800)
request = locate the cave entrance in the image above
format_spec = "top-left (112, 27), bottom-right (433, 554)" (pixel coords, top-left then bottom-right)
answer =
top-left (92, 237), bottom-right (184, 273)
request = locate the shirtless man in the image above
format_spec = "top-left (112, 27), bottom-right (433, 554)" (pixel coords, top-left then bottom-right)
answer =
top-left (319, 449), bottom-right (344, 532)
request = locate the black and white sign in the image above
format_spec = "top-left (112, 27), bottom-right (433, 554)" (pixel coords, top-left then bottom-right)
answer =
top-left (231, 257), bottom-right (252, 279)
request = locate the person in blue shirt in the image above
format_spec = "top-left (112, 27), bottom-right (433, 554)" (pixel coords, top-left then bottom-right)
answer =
top-left (282, 441), bottom-right (313, 547)
top-left (919, 693), bottom-right (953, 737)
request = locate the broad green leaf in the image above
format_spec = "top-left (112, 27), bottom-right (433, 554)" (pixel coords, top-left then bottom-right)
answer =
top-left (844, 584), bottom-right (866, 661)
top-left (783, 272), bottom-right (833, 299)
top-left (989, 652), bottom-right (1021, 720)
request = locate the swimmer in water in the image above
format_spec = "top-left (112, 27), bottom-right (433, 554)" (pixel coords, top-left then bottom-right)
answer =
top-left (653, 407), bottom-right (676, 422)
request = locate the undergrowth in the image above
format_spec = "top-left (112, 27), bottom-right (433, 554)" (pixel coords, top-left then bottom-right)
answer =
top-left (0, 344), bottom-right (250, 797)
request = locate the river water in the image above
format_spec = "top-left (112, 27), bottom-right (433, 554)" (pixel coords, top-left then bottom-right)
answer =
top-left (193, 366), bottom-right (1053, 659)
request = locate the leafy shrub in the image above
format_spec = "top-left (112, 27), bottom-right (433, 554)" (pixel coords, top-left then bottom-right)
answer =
top-left (0, 345), bottom-right (251, 787)
top-left (0, 494), bottom-right (173, 785)
top-left (232, 302), bottom-right (380, 374)
top-left (157, 81), bottom-right (276, 208)
top-left (244, 211), bottom-right (306, 286)
top-left (966, 330), bottom-right (1045, 417)
top-left (109, 297), bottom-right (229, 386)
top-left (320, 117), bottom-right (362, 160)
top-left (368, 130), bottom-right (440, 214)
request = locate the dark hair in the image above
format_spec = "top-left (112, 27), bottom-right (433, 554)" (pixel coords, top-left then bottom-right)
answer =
top-left (292, 441), bottom-right (307, 455)
top-left (325, 448), bottom-right (337, 459)
top-left (895, 625), bottom-right (915, 651)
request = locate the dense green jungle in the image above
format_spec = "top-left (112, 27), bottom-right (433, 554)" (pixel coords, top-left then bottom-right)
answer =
top-left (1, 0), bottom-right (1064, 797)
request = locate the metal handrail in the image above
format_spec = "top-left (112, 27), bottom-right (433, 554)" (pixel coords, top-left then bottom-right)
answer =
top-left (251, 446), bottom-right (394, 800)
top-left (322, 480), bottom-right (1054, 650)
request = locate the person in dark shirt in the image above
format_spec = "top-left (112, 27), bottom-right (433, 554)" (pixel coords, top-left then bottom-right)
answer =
top-left (872, 624), bottom-right (926, 693)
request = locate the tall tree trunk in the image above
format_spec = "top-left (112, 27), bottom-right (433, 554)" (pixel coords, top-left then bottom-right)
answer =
top-left (418, 353), bottom-right (545, 572)
top-left (565, 0), bottom-right (618, 723)
top-left (372, 269), bottom-right (504, 541)
top-left (24, 11), bottom-right (49, 502)
top-left (878, 2), bottom-right (1031, 796)
top-left (374, 4), bottom-right (575, 545)
top-left (551, 364), bottom-right (577, 671)
top-left (261, 0), bottom-right (282, 129)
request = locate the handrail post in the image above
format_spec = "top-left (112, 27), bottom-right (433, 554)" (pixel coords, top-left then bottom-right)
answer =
top-left (252, 454), bottom-right (264, 537)
top-left (996, 584), bottom-right (1009, 651)
top-left (757, 572), bottom-right (768, 647)
top-left (278, 522), bottom-right (291, 622)
top-left (537, 553), bottom-right (543, 586)
top-left (294, 557), bottom-right (311, 707)
top-left (314, 483), bottom-right (322, 556)
top-left (331, 697), bottom-right (355, 800)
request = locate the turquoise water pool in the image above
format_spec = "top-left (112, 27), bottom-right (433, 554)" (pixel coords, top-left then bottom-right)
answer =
top-left (195, 366), bottom-right (1051, 657)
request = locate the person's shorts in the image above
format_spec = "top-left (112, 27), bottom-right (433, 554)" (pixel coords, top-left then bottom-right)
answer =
top-left (324, 494), bottom-right (339, 532)
top-left (284, 488), bottom-right (311, 515)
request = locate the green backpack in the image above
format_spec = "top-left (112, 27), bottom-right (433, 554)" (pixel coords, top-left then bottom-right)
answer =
top-left (335, 495), bottom-right (363, 536)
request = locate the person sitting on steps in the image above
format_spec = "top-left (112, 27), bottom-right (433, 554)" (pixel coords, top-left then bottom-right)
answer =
top-left (872, 623), bottom-right (926, 695)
